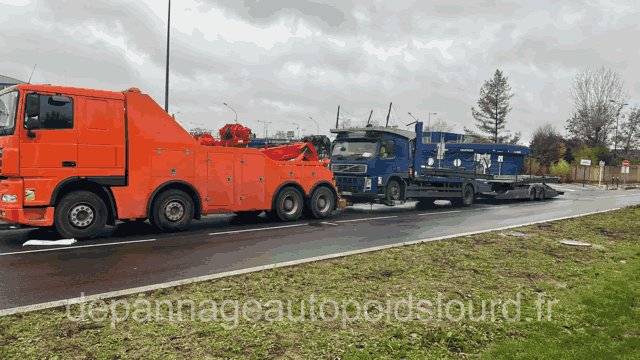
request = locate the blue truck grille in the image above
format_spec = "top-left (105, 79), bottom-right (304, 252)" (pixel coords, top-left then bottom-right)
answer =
top-left (338, 185), bottom-right (360, 193)
top-left (331, 164), bottom-right (367, 173)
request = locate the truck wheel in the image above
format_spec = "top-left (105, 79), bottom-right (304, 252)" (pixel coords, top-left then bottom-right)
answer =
top-left (416, 199), bottom-right (436, 210)
top-left (273, 187), bottom-right (303, 221)
top-left (386, 180), bottom-right (402, 201)
top-left (304, 187), bottom-right (335, 219)
top-left (451, 185), bottom-right (474, 207)
top-left (54, 191), bottom-right (108, 240)
top-left (151, 190), bottom-right (194, 231)
top-left (537, 188), bottom-right (545, 201)
top-left (528, 188), bottom-right (536, 201)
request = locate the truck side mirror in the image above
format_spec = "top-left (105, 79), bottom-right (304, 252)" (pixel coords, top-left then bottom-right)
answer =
top-left (25, 118), bottom-right (40, 130)
top-left (25, 94), bottom-right (40, 118)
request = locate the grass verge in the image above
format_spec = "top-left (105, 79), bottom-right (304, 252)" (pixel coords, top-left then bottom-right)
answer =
top-left (2, 206), bottom-right (640, 359)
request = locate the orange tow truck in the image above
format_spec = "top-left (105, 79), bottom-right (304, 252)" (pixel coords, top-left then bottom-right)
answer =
top-left (0, 85), bottom-right (344, 239)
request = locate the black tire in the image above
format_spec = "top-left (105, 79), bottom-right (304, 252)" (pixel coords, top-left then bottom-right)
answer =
top-left (386, 180), bottom-right (402, 201)
top-left (273, 187), bottom-right (304, 221)
top-left (150, 190), bottom-right (194, 231)
top-left (54, 191), bottom-right (108, 240)
top-left (304, 187), bottom-right (335, 219)
top-left (451, 185), bottom-right (474, 207)
top-left (528, 188), bottom-right (536, 201)
top-left (416, 198), bottom-right (437, 210)
top-left (537, 188), bottom-right (545, 201)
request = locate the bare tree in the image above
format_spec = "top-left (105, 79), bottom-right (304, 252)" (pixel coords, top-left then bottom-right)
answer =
top-left (429, 117), bottom-right (455, 132)
top-left (619, 107), bottom-right (640, 154)
top-left (471, 69), bottom-right (518, 143)
top-left (339, 118), bottom-right (352, 129)
top-left (567, 66), bottom-right (630, 146)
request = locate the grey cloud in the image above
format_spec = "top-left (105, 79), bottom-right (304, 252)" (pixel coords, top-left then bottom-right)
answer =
top-left (319, 53), bottom-right (362, 73)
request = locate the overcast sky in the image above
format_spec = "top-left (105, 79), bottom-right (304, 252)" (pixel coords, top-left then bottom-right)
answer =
top-left (2, 0), bottom-right (639, 144)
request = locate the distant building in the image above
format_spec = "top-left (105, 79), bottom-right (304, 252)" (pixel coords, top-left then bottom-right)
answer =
top-left (0, 74), bottom-right (25, 90)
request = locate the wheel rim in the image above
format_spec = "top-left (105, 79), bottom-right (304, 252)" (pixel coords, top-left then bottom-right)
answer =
top-left (316, 194), bottom-right (331, 213)
top-left (164, 200), bottom-right (185, 222)
top-left (282, 194), bottom-right (299, 215)
top-left (389, 185), bottom-right (400, 200)
top-left (68, 203), bottom-right (95, 229)
top-left (464, 188), bottom-right (472, 204)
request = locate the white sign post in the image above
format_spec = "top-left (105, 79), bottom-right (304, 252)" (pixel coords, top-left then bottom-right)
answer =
top-left (622, 160), bottom-right (630, 188)
top-left (497, 155), bottom-right (504, 175)
top-left (599, 161), bottom-right (605, 187)
top-left (580, 159), bottom-right (591, 187)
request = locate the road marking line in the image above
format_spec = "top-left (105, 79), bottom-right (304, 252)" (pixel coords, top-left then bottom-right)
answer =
top-left (418, 210), bottom-right (461, 216)
top-left (1, 206), bottom-right (629, 318)
top-left (23, 239), bottom-right (77, 246)
top-left (209, 224), bottom-right (308, 236)
top-left (0, 239), bottom-right (157, 257)
top-left (334, 215), bottom-right (399, 223)
top-left (321, 222), bottom-right (339, 226)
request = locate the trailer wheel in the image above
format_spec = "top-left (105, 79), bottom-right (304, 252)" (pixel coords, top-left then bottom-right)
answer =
top-left (537, 188), bottom-right (545, 201)
top-left (54, 191), bottom-right (108, 240)
top-left (451, 185), bottom-right (474, 207)
top-left (386, 180), bottom-right (402, 201)
top-left (273, 187), bottom-right (304, 221)
top-left (528, 188), bottom-right (536, 201)
top-left (151, 189), bottom-right (194, 231)
top-left (304, 186), bottom-right (335, 219)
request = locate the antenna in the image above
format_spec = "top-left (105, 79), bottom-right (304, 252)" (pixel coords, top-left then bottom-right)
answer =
top-left (366, 110), bottom-right (373, 126)
top-left (385, 102), bottom-right (392, 127)
top-left (256, 120), bottom-right (271, 138)
top-left (335, 105), bottom-right (340, 128)
top-left (28, 64), bottom-right (37, 84)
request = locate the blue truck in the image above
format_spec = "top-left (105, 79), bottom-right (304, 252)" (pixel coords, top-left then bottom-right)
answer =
top-left (329, 122), bottom-right (563, 209)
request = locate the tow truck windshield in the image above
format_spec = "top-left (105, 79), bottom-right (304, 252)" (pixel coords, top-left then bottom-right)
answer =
top-left (0, 88), bottom-right (18, 136)
top-left (331, 140), bottom-right (378, 159)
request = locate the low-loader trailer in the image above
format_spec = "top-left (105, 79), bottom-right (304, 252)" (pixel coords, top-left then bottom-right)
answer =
top-left (0, 85), bottom-right (342, 239)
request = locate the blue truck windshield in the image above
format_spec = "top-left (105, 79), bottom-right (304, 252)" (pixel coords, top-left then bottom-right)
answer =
top-left (331, 141), bottom-right (378, 158)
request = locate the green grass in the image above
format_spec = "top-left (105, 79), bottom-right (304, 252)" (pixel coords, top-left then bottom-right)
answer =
top-left (1, 206), bottom-right (640, 359)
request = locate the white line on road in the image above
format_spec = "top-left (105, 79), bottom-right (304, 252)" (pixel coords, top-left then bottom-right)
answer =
top-left (418, 210), bottom-right (461, 216)
top-left (0, 239), bottom-right (157, 257)
top-left (209, 224), bottom-right (308, 236)
top-left (333, 215), bottom-right (399, 223)
top-left (0, 207), bottom-right (629, 317)
top-left (321, 222), bottom-right (340, 226)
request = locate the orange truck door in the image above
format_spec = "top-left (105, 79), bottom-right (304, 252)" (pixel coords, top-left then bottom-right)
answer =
top-left (238, 152), bottom-right (266, 208)
top-left (76, 97), bottom-right (126, 176)
top-left (20, 92), bottom-right (78, 180)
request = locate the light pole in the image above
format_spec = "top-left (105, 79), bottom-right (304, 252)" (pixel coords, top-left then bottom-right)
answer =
top-left (223, 103), bottom-right (238, 123)
top-left (609, 100), bottom-right (628, 157)
top-left (407, 112), bottom-right (419, 124)
top-left (427, 112), bottom-right (437, 132)
top-left (164, 0), bottom-right (171, 113)
top-left (308, 116), bottom-right (320, 135)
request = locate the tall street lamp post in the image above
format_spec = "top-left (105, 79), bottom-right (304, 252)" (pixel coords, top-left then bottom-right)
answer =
top-left (223, 103), bottom-right (238, 123)
top-left (308, 117), bottom-right (320, 135)
top-left (165, 0), bottom-right (171, 113)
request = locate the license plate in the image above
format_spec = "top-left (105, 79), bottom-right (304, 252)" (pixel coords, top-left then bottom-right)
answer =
top-left (341, 191), bottom-right (352, 196)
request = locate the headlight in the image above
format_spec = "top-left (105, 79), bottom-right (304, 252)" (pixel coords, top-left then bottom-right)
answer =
top-left (2, 194), bottom-right (17, 203)
top-left (378, 177), bottom-right (383, 185)
top-left (365, 178), bottom-right (372, 191)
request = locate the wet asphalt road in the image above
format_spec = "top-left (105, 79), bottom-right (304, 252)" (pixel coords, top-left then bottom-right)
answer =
top-left (1, 184), bottom-right (639, 311)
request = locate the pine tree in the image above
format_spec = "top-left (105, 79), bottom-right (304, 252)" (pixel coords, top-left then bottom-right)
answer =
top-left (471, 69), bottom-right (517, 143)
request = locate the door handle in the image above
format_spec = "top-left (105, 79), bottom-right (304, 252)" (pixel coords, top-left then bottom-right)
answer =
top-left (62, 161), bottom-right (76, 168)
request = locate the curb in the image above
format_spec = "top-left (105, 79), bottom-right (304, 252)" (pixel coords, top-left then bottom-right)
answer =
top-left (0, 207), bottom-right (625, 317)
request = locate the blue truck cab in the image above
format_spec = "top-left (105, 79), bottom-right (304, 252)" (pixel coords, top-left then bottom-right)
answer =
top-left (330, 126), bottom-right (415, 203)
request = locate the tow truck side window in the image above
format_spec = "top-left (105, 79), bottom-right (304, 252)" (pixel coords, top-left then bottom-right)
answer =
top-left (24, 94), bottom-right (74, 130)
